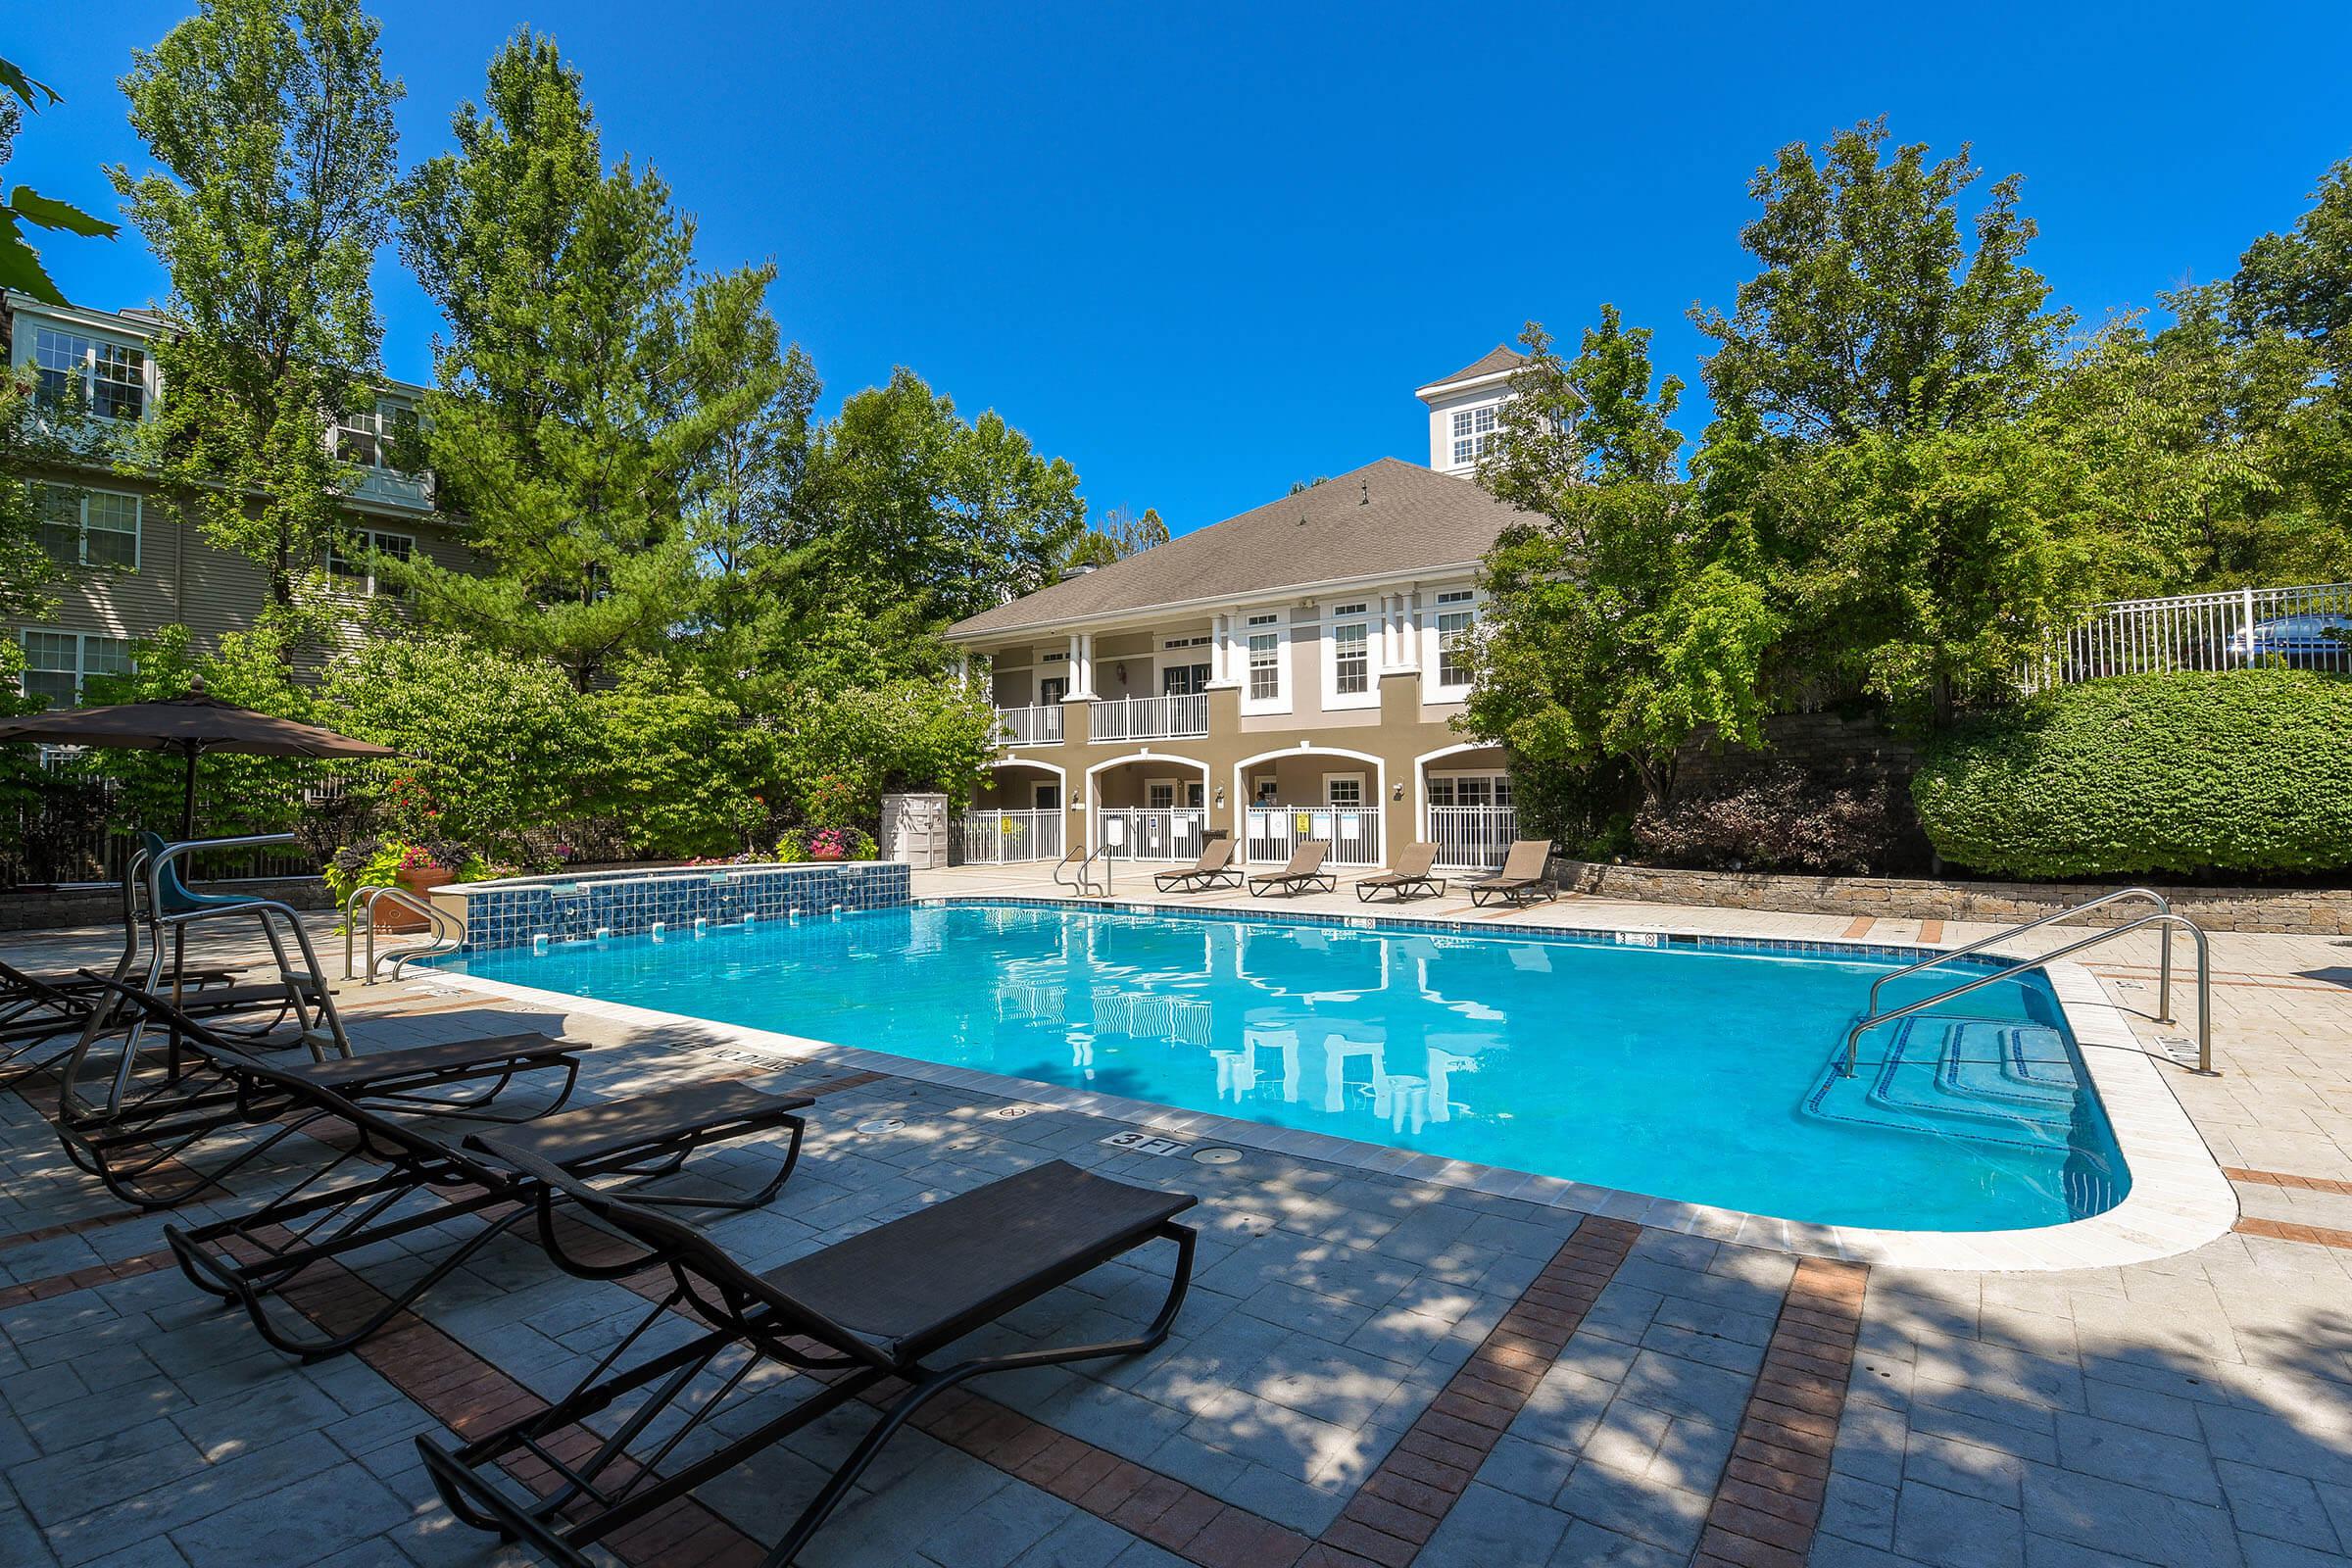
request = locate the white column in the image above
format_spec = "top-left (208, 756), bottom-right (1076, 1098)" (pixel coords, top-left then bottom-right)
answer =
top-left (1070, 632), bottom-right (1096, 699)
top-left (1394, 592), bottom-right (1422, 671)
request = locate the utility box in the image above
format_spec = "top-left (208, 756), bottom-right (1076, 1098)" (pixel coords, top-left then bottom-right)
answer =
top-left (881, 792), bottom-right (950, 870)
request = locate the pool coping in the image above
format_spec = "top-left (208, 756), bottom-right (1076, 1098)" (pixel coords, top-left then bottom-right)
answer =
top-left (419, 895), bottom-right (2239, 1272)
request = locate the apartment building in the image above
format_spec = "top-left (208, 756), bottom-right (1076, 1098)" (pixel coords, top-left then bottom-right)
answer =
top-left (943, 346), bottom-right (1533, 872)
top-left (4, 291), bottom-right (470, 704)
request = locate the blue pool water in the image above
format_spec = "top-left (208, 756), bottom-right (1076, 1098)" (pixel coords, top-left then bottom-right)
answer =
top-left (441, 902), bottom-right (2131, 1232)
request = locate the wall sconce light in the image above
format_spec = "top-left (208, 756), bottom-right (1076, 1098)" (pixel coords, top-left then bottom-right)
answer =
top-left (1392, 781), bottom-right (1405, 801)
top-left (1115, 663), bottom-right (1128, 684)
top-left (1214, 786), bottom-right (1226, 808)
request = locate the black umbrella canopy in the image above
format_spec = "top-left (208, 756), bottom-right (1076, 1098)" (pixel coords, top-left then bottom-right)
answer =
top-left (0, 678), bottom-right (397, 837)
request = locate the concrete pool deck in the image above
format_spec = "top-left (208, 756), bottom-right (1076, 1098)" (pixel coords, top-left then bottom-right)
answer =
top-left (1, 872), bottom-right (2349, 1567)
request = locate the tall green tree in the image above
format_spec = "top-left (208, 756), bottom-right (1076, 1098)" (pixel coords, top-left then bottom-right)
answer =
top-left (1691, 121), bottom-right (2086, 721)
top-left (792, 368), bottom-right (1087, 625)
top-left (0, 56), bottom-right (121, 303)
top-left (1063, 503), bottom-right (1169, 568)
top-left (394, 29), bottom-right (712, 690)
top-left (110, 0), bottom-right (401, 617)
top-left (1692, 119), bottom-right (2066, 453)
top-left (1464, 318), bottom-right (1780, 808)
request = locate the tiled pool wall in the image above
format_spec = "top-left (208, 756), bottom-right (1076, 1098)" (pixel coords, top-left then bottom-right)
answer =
top-left (453, 862), bottom-right (911, 951)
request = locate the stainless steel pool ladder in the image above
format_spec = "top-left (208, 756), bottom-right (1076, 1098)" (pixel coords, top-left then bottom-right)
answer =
top-left (344, 884), bottom-right (465, 984)
top-left (1840, 894), bottom-right (2214, 1078)
top-left (1054, 846), bottom-right (1112, 898)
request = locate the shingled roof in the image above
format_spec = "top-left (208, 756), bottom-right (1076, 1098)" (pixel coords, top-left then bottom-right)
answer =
top-left (1420, 344), bottom-right (1526, 392)
top-left (947, 457), bottom-right (1534, 640)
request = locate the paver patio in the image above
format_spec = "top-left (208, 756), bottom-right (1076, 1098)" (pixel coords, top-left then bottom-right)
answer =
top-left (2, 863), bottom-right (2349, 1567)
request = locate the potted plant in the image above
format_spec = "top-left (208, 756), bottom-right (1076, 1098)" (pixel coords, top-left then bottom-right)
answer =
top-left (389, 844), bottom-right (457, 929)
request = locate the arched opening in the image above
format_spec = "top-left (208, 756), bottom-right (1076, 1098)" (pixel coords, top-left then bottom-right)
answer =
top-left (1230, 745), bottom-right (1388, 868)
top-left (959, 760), bottom-right (1068, 864)
top-left (1413, 743), bottom-right (1515, 870)
top-left (1086, 754), bottom-right (1213, 860)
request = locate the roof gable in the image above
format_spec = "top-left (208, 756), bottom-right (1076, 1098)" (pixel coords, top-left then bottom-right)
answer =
top-left (1420, 344), bottom-right (1526, 394)
top-left (947, 457), bottom-right (1534, 640)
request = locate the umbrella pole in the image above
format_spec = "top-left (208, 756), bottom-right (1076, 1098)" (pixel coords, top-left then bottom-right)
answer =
top-left (173, 744), bottom-right (196, 1004)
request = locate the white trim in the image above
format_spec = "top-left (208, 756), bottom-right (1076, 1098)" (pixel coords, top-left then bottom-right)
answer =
top-left (1320, 597), bottom-right (1378, 711)
top-left (1240, 611), bottom-right (1291, 715)
top-left (32, 481), bottom-right (142, 571)
top-left (1423, 586), bottom-right (1482, 700)
top-left (1410, 741), bottom-right (1504, 833)
top-left (943, 559), bottom-right (1494, 645)
top-left (1321, 770), bottom-right (1367, 808)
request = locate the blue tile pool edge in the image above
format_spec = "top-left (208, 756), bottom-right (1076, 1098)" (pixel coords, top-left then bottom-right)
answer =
top-left (418, 894), bottom-right (2238, 1273)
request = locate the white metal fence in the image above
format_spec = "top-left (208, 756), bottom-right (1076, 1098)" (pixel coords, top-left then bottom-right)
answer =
top-left (1245, 806), bottom-right (1383, 868)
top-left (2025, 582), bottom-right (2352, 691)
top-left (1095, 808), bottom-right (1208, 860)
top-left (1426, 807), bottom-right (1518, 870)
top-left (994, 706), bottom-right (1063, 747)
top-left (1089, 693), bottom-right (1209, 743)
top-left (957, 808), bottom-right (1064, 864)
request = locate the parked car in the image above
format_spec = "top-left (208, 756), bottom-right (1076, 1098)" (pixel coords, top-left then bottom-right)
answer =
top-left (2230, 611), bottom-right (2352, 668)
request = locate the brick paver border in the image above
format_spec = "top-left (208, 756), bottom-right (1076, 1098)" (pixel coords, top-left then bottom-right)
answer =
top-left (2235, 1215), bottom-right (2352, 1250)
top-left (2226, 1166), bottom-right (2352, 1198)
top-left (1691, 1255), bottom-right (1869, 1568)
top-left (1300, 1213), bottom-right (1643, 1568)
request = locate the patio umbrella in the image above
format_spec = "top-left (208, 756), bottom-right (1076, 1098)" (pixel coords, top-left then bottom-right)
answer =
top-left (0, 676), bottom-right (397, 838)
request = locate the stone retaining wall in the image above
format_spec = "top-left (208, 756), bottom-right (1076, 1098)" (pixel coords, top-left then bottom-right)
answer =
top-left (1553, 858), bottom-right (2352, 934)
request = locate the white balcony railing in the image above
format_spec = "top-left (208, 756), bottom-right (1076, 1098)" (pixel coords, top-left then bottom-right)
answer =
top-left (2022, 580), bottom-right (2352, 691)
top-left (1090, 693), bottom-right (1209, 743)
top-left (1096, 808), bottom-right (1208, 861)
top-left (1245, 806), bottom-right (1382, 868)
top-left (994, 705), bottom-right (1064, 747)
top-left (958, 808), bottom-right (1064, 863)
top-left (1426, 806), bottom-right (1518, 870)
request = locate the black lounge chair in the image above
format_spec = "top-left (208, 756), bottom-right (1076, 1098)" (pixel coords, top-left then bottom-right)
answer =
top-left (1356, 843), bottom-right (1446, 904)
top-left (1154, 838), bottom-right (1241, 893)
top-left (160, 1019), bottom-right (809, 1360)
top-left (55, 975), bottom-right (592, 1209)
top-left (418, 1150), bottom-right (1195, 1567)
top-left (0, 955), bottom-right (261, 1083)
top-left (1467, 839), bottom-right (1558, 908)
top-left (1248, 840), bottom-right (1336, 898)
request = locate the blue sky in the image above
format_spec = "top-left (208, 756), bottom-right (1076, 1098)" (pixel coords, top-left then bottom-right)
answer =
top-left (13, 2), bottom-right (2352, 535)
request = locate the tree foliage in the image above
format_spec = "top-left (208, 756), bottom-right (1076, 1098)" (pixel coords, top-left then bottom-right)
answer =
top-left (1913, 672), bottom-right (2352, 877)
top-left (0, 55), bottom-right (121, 303)
top-left (1463, 316), bottom-right (1780, 807)
top-left (110, 0), bottom-right (401, 613)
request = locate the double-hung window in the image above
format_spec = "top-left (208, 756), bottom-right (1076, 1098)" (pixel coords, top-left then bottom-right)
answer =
top-left (1434, 589), bottom-right (1477, 692)
top-left (32, 327), bottom-right (145, 420)
top-left (325, 529), bottom-right (416, 597)
top-left (1327, 600), bottom-right (1372, 706)
top-left (18, 629), bottom-right (131, 707)
top-left (1448, 404), bottom-right (1497, 467)
top-left (336, 401), bottom-right (417, 470)
top-left (1246, 613), bottom-right (1282, 707)
top-left (34, 484), bottom-right (140, 569)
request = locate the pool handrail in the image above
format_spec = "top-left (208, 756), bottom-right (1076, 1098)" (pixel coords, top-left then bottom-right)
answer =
top-left (1841, 910), bottom-right (2213, 1079)
top-left (1866, 888), bottom-right (2177, 1022)
top-left (344, 884), bottom-right (466, 984)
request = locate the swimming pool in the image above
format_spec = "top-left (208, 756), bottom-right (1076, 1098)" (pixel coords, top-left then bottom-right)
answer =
top-left (440, 901), bottom-right (2131, 1233)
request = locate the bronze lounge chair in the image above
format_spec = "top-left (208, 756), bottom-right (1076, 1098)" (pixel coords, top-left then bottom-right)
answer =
top-left (55, 974), bottom-right (593, 1209)
top-left (154, 1002), bottom-right (809, 1360)
top-left (1248, 840), bottom-right (1337, 898)
top-left (418, 1146), bottom-right (1196, 1567)
top-left (1154, 837), bottom-right (1241, 893)
top-left (1356, 843), bottom-right (1446, 903)
top-left (1467, 838), bottom-right (1558, 907)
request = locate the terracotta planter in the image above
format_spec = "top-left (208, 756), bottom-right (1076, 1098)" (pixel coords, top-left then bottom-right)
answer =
top-left (378, 864), bottom-right (454, 933)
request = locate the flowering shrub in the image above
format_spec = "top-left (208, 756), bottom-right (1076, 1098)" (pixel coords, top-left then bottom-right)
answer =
top-left (321, 836), bottom-right (490, 914)
top-left (775, 826), bottom-right (878, 863)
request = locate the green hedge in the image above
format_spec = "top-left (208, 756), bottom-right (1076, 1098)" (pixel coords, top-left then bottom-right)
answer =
top-left (1912, 671), bottom-right (2352, 878)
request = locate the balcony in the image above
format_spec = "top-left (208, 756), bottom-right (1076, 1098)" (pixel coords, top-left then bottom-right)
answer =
top-left (1090, 693), bottom-right (1209, 743)
top-left (995, 705), bottom-right (1064, 747)
top-left (344, 465), bottom-right (433, 511)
